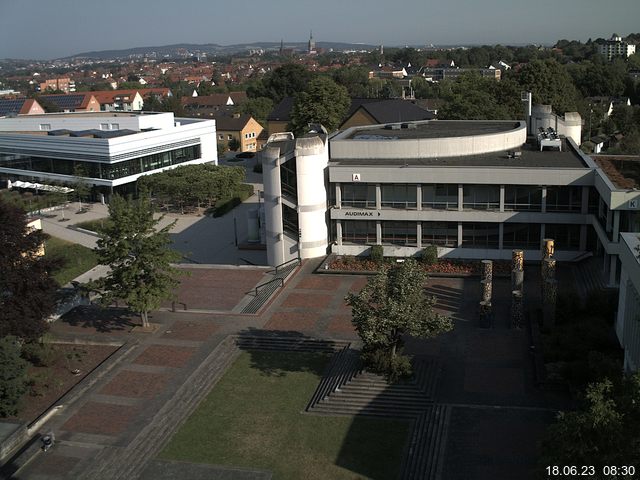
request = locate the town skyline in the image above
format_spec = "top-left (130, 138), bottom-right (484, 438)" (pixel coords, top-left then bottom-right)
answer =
top-left (1, 0), bottom-right (639, 60)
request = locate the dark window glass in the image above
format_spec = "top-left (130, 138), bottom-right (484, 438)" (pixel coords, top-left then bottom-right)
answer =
top-left (422, 184), bottom-right (458, 210)
top-left (422, 222), bottom-right (457, 247)
top-left (342, 183), bottom-right (376, 208)
top-left (504, 186), bottom-right (542, 211)
top-left (461, 223), bottom-right (500, 248)
top-left (342, 220), bottom-right (377, 244)
top-left (463, 185), bottom-right (500, 211)
top-left (381, 221), bottom-right (417, 245)
top-left (502, 223), bottom-right (541, 249)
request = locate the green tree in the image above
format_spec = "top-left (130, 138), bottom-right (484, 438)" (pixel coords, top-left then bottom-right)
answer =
top-left (0, 336), bottom-right (28, 417)
top-left (0, 199), bottom-right (60, 340)
top-left (345, 259), bottom-right (453, 370)
top-left (72, 164), bottom-right (91, 208)
top-left (332, 66), bottom-right (371, 97)
top-left (228, 138), bottom-right (240, 152)
top-left (289, 77), bottom-right (350, 134)
top-left (247, 64), bottom-right (314, 103)
top-left (235, 96), bottom-right (273, 126)
top-left (516, 59), bottom-right (581, 113)
top-left (541, 374), bottom-right (640, 475)
top-left (91, 195), bottom-right (181, 328)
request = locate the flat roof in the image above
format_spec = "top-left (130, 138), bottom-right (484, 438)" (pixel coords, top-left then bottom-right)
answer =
top-left (330, 141), bottom-right (589, 169)
top-left (345, 120), bottom-right (521, 140)
top-left (9, 112), bottom-right (158, 119)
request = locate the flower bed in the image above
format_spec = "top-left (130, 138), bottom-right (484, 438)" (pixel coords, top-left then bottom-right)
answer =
top-left (327, 255), bottom-right (511, 276)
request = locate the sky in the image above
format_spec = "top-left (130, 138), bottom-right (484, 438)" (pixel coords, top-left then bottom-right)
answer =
top-left (0, 0), bottom-right (639, 60)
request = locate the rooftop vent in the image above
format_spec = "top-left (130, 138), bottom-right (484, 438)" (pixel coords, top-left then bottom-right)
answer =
top-left (384, 124), bottom-right (401, 130)
top-left (401, 123), bottom-right (418, 129)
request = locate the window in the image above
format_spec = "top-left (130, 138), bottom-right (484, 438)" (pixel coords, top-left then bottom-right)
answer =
top-left (342, 184), bottom-right (376, 208)
top-left (546, 186), bottom-right (582, 213)
top-left (100, 123), bottom-right (109, 130)
top-left (111, 123), bottom-right (119, 130)
top-left (503, 223), bottom-right (541, 249)
top-left (227, 134), bottom-right (233, 140)
top-left (504, 186), bottom-right (542, 211)
top-left (545, 224), bottom-right (580, 250)
top-left (39, 124), bottom-right (51, 131)
top-left (282, 204), bottom-right (298, 238)
top-left (463, 185), bottom-right (500, 211)
top-left (381, 184), bottom-right (417, 209)
top-left (422, 184), bottom-right (457, 210)
top-left (218, 134), bottom-right (223, 140)
top-left (422, 222), bottom-right (457, 247)
top-left (280, 158), bottom-right (297, 199)
top-left (461, 223), bottom-right (500, 248)
top-left (342, 220), bottom-right (376, 244)
top-left (382, 221), bottom-right (417, 245)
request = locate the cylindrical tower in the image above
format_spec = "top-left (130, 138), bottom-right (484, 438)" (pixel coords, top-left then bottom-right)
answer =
top-left (262, 143), bottom-right (286, 266)
top-left (295, 136), bottom-right (329, 260)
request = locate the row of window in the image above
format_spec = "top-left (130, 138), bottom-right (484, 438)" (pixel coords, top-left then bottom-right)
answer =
top-left (244, 132), bottom-right (257, 139)
top-left (339, 221), bottom-right (581, 250)
top-left (0, 144), bottom-right (201, 180)
top-left (340, 184), bottom-right (591, 213)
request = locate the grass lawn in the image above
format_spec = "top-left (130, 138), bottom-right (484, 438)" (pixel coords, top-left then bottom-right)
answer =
top-left (45, 236), bottom-right (99, 285)
top-left (74, 218), bottom-right (112, 234)
top-left (160, 351), bottom-right (410, 480)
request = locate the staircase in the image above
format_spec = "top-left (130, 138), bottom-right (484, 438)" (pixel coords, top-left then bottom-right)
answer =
top-left (307, 358), bottom-right (441, 418)
top-left (235, 334), bottom-right (351, 353)
top-left (240, 260), bottom-right (300, 314)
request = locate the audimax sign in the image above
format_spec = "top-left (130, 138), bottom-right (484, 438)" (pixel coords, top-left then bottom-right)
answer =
top-left (344, 211), bottom-right (381, 217)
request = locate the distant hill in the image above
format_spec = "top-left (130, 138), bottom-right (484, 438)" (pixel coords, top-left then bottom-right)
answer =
top-left (61, 41), bottom-right (380, 60)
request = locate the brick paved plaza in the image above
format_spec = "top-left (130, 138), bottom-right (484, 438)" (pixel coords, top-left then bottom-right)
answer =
top-left (10, 260), bottom-right (567, 480)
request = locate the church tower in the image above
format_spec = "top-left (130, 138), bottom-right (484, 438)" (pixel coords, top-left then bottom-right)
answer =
top-left (308, 31), bottom-right (316, 55)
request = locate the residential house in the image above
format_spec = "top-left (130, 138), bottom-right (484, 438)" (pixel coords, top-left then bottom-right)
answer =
top-left (39, 93), bottom-right (101, 112)
top-left (39, 77), bottom-right (75, 93)
top-left (340, 99), bottom-right (436, 129)
top-left (0, 98), bottom-right (45, 117)
top-left (214, 113), bottom-right (263, 153)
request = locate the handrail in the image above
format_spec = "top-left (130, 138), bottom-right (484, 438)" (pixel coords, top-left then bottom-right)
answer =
top-left (274, 257), bottom-right (301, 274)
top-left (254, 277), bottom-right (284, 296)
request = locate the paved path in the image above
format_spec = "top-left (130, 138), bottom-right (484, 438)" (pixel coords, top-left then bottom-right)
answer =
top-left (11, 259), bottom-right (569, 480)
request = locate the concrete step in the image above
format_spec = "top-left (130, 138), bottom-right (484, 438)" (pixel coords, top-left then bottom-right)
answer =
top-left (310, 403), bottom-right (422, 419)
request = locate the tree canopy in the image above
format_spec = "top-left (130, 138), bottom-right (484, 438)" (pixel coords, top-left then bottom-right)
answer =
top-left (289, 76), bottom-right (350, 134)
top-left (91, 195), bottom-right (181, 328)
top-left (247, 63), bottom-right (314, 103)
top-left (515, 59), bottom-right (581, 113)
top-left (0, 199), bottom-right (59, 340)
top-left (541, 374), bottom-right (640, 473)
top-left (138, 164), bottom-right (246, 211)
top-left (345, 259), bottom-right (453, 359)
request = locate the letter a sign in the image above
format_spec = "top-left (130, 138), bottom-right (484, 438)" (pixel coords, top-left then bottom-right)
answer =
top-left (352, 173), bottom-right (361, 182)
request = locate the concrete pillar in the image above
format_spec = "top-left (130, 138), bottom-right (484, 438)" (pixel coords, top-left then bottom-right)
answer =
top-left (498, 223), bottom-right (504, 250)
top-left (541, 186), bottom-right (547, 213)
top-left (336, 220), bottom-right (342, 246)
top-left (416, 184), bottom-right (422, 211)
top-left (606, 207), bottom-right (612, 233)
top-left (375, 183), bottom-right (381, 210)
top-left (335, 182), bottom-right (341, 208)
top-left (376, 221), bottom-right (382, 245)
top-left (579, 224), bottom-right (587, 251)
top-left (581, 186), bottom-right (589, 214)
top-left (499, 185), bottom-right (505, 212)
top-left (458, 184), bottom-right (464, 212)
top-left (416, 222), bottom-right (422, 248)
top-left (457, 222), bottom-right (463, 247)
top-left (609, 255), bottom-right (617, 287)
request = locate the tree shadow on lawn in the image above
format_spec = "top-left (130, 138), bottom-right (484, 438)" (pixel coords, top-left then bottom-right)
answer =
top-left (235, 328), bottom-right (343, 378)
top-left (59, 305), bottom-right (137, 333)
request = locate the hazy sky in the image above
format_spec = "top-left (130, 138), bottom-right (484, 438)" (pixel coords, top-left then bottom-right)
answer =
top-left (1, 0), bottom-right (639, 59)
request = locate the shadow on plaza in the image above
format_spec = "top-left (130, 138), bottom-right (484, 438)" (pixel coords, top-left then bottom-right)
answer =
top-left (60, 305), bottom-right (137, 333)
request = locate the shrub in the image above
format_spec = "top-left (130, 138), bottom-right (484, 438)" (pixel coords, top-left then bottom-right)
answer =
top-left (584, 289), bottom-right (618, 324)
top-left (211, 184), bottom-right (255, 217)
top-left (421, 245), bottom-right (438, 265)
top-left (21, 341), bottom-right (57, 367)
top-left (370, 245), bottom-right (384, 264)
top-left (361, 348), bottom-right (413, 383)
top-left (0, 336), bottom-right (29, 417)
